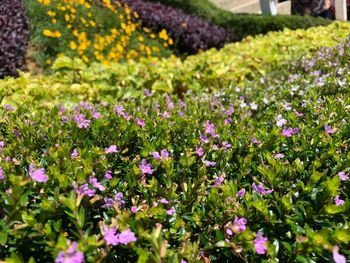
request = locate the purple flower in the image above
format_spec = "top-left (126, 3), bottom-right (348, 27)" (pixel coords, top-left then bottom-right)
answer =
top-left (282, 127), bottom-right (300, 137)
top-left (160, 198), bottom-right (169, 204)
top-left (204, 121), bottom-right (219, 138)
top-left (338, 171), bottom-right (349, 181)
top-left (104, 170), bottom-right (112, 180)
top-left (252, 183), bottom-right (273, 195)
top-left (29, 163), bottom-right (48, 183)
top-left (160, 149), bottom-right (170, 159)
top-left (200, 135), bottom-right (209, 144)
top-left (332, 246), bottom-right (346, 263)
top-left (0, 167), bottom-right (4, 180)
top-left (237, 188), bottom-right (246, 198)
top-left (181, 260), bottom-right (187, 263)
top-left (251, 137), bottom-right (261, 145)
top-left (131, 206), bottom-right (138, 213)
top-left (91, 110), bottom-right (101, 120)
top-left (89, 177), bottom-right (105, 191)
top-left (274, 153), bottom-right (285, 159)
top-left (102, 197), bottom-right (114, 208)
top-left (233, 217), bottom-right (247, 232)
top-left (72, 114), bottom-right (90, 128)
top-left (196, 146), bottom-right (204, 157)
top-left (0, 141), bottom-right (4, 149)
top-left (151, 151), bottom-right (161, 160)
top-left (203, 160), bottom-right (216, 167)
top-left (136, 118), bottom-right (145, 127)
top-left (144, 89), bottom-right (152, 97)
top-left (324, 125), bottom-right (335, 135)
top-left (71, 148), bottom-right (79, 159)
top-left (104, 227), bottom-right (119, 246)
top-left (72, 182), bottom-right (96, 197)
top-left (215, 175), bottom-right (224, 186)
top-left (254, 232), bottom-right (268, 255)
top-left (222, 141), bottom-right (231, 150)
top-left (275, 115), bottom-right (287, 127)
top-left (114, 192), bottom-right (125, 206)
top-left (139, 159), bottom-right (153, 175)
top-left (105, 145), bottom-right (118, 154)
top-left (334, 195), bottom-right (345, 206)
top-left (166, 207), bottom-right (176, 215)
top-left (55, 241), bottom-right (84, 263)
top-left (4, 104), bottom-right (15, 112)
top-left (118, 229), bottom-right (137, 245)
top-left (212, 144), bottom-right (219, 151)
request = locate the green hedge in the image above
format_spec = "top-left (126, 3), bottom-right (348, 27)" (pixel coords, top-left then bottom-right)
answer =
top-left (146, 0), bottom-right (332, 41)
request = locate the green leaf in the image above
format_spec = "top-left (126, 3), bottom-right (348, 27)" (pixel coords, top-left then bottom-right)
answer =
top-left (52, 56), bottom-right (73, 70)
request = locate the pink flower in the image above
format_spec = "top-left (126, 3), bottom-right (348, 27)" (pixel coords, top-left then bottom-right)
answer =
top-left (29, 163), bottom-right (48, 183)
top-left (282, 127), bottom-right (299, 137)
top-left (215, 175), bottom-right (224, 186)
top-left (274, 153), bottom-right (285, 159)
top-left (222, 141), bottom-right (231, 150)
top-left (105, 145), bottom-right (118, 154)
top-left (203, 160), bottom-right (216, 167)
top-left (334, 195), bottom-right (345, 206)
top-left (72, 114), bottom-right (90, 128)
top-left (251, 137), bottom-right (261, 145)
top-left (104, 227), bottom-right (119, 246)
top-left (338, 171), bottom-right (349, 181)
top-left (204, 121), bottom-right (219, 138)
top-left (89, 177), bottom-right (105, 191)
top-left (144, 89), bottom-right (152, 97)
top-left (254, 232), bottom-right (268, 255)
top-left (131, 206), bottom-right (138, 213)
top-left (139, 159), bottom-right (153, 175)
top-left (160, 149), bottom-right (170, 159)
top-left (200, 135), bottom-right (209, 144)
top-left (136, 118), bottom-right (145, 127)
top-left (160, 198), bottom-right (169, 204)
top-left (332, 246), bottom-right (346, 263)
top-left (151, 151), bottom-right (161, 160)
top-left (118, 229), bottom-right (137, 245)
top-left (233, 217), bottom-right (247, 232)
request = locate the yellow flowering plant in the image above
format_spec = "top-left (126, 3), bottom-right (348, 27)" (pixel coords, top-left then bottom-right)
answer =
top-left (25, 0), bottom-right (174, 69)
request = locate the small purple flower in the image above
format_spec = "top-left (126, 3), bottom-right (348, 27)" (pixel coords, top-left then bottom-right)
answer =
top-left (276, 116), bottom-right (287, 127)
top-left (338, 171), bottom-right (349, 181)
top-left (89, 177), bottom-right (105, 191)
top-left (0, 141), bottom-right (4, 149)
top-left (274, 153), bottom-right (285, 160)
top-left (91, 110), bottom-right (101, 120)
top-left (334, 195), bottom-right (345, 206)
top-left (114, 192), bottom-right (125, 206)
top-left (237, 188), bottom-right (246, 198)
top-left (222, 141), bottom-right (231, 150)
top-left (160, 198), bottom-right (169, 204)
top-left (72, 114), bottom-right (90, 128)
top-left (251, 137), bottom-right (261, 145)
top-left (200, 135), bottom-right (209, 144)
top-left (139, 159), bottom-right (153, 175)
top-left (203, 160), bottom-right (216, 167)
top-left (29, 163), bottom-right (48, 183)
top-left (254, 232), bottom-right (268, 255)
top-left (62, 116), bottom-right (69, 123)
top-left (160, 149), bottom-right (170, 159)
top-left (181, 260), bottom-right (187, 263)
top-left (204, 121), bottom-right (219, 138)
top-left (215, 175), bottom-right (224, 186)
top-left (104, 226), bottom-right (119, 246)
top-left (118, 229), bottom-right (137, 245)
top-left (0, 167), bottom-right (4, 180)
top-left (332, 246), bottom-right (346, 263)
top-left (282, 127), bottom-right (300, 137)
top-left (136, 118), bottom-right (145, 127)
top-left (104, 170), bottom-right (112, 180)
top-left (144, 89), bottom-right (152, 97)
top-left (131, 206), bottom-right (138, 213)
top-left (324, 125), bottom-right (336, 135)
top-left (55, 241), bottom-right (84, 263)
top-left (252, 183), bottom-right (273, 195)
top-left (71, 148), bottom-right (79, 159)
top-left (4, 104), bottom-right (15, 112)
top-left (212, 144), bottom-right (219, 151)
top-left (105, 145), bottom-right (118, 154)
top-left (166, 207), bottom-right (176, 215)
top-left (196, 146), bottom-right (204, 157)
top-left (233, 217), bottom-right (247, 232)
top-left (72, 182), bottom-right (96, 197)
top-left (151, 151), bottom-right (161, 160)
top-left (102, 197), bottom-right (114, 208)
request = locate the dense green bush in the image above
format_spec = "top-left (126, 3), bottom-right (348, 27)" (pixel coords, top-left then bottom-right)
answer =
top-left (0, 34), bottom-right (350, 262)
top-left (145, 0), bottom-right (332, 42)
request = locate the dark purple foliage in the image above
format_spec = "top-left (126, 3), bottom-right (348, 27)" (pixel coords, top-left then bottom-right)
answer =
top-left (118, 0), bottom-right (230, 54)
top-left (0, 0), bottom-right (30, 79)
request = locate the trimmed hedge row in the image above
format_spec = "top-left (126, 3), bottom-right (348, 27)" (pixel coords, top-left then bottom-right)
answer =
top-left (118, 0), bottom-right (230, 54)
top-left (145, 0), bottom-right (332, 42)
top-left (0, 0), bottom-right (30, 78)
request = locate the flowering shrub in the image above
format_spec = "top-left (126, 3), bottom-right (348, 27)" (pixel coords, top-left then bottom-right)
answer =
top-left (1, 35), bottom-right (350, 261)
top-left (24, 0), bottom-right (173, 68)
top-left (0, 0), bottom-right (30, 78)
top-left (119, 0), bottom-right (229, 54)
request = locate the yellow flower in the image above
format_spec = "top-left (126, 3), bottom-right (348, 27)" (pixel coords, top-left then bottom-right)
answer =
top-left (70, 41), bottom-right (77, 50)
top-left (159, 29), bottom-right (168, 41)
top-left (47, 10), bottom-right (56, 17)
top-left (168, 38), bottom-right (174, 45)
